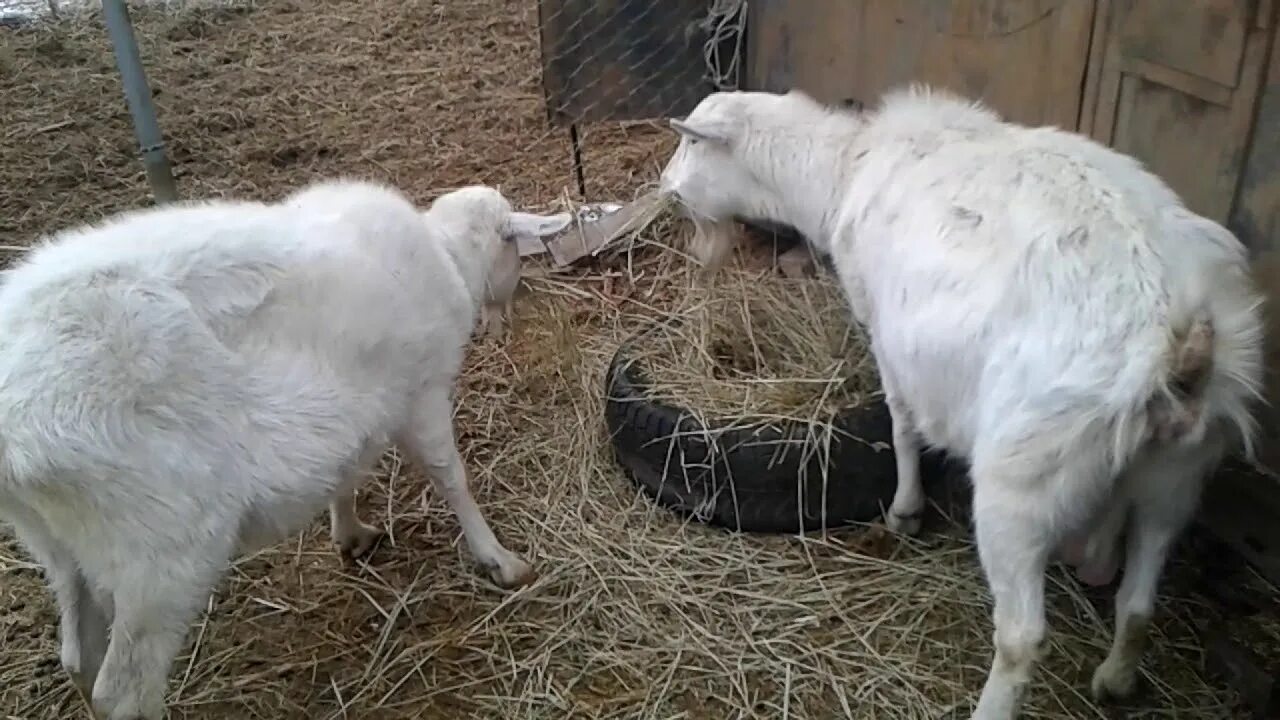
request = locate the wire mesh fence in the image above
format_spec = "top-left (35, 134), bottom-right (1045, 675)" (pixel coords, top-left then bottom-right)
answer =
top-left (2, 0), bottom-right (746, 208)
top-left (539, 0), bottom-right (745, 126)
top-left (496, 0), bottom-right (748, 197)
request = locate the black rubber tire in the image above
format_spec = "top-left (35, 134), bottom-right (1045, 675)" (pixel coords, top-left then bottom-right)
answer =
top-left (604, 327), bottom-right (914, 533)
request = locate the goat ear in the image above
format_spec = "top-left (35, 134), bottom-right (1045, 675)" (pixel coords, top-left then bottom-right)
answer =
top-left (669, 117), bottom-right (734, 146)
top-left (508, 211), bottom-right (572, 239)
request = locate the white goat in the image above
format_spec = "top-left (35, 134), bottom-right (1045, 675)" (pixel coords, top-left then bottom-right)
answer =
top-left (659, 86), bottom-right (1263, 719)
top-left (0, 179), bottom-right (569, 720)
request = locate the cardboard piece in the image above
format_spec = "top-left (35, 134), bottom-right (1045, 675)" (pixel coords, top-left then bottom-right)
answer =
top-left (539, 192), bottom-right (663, 267)
top-left (515, 233), bottom-right (554, 257)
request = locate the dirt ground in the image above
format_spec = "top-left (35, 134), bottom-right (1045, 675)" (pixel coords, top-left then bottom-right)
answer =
top-left (1, 2), bottom-right (1277, 719)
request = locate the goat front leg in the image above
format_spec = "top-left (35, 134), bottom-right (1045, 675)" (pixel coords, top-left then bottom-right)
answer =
top-left (499, 298), bottom-right (515, 337)
top-left (480, 300), bottom-right (511, 340)
top-left (880, 373), bottom-right (925, 535)
top-left (402, 384), bottom-right (535, 588)
top-left (329, 441), bottom-right (388, 562)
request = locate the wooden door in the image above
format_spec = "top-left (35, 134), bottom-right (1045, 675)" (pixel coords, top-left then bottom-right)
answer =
top-left (747, 0), bottom-right (1096, 129)
top-left (1081, 0), bottom-right (1275, 224)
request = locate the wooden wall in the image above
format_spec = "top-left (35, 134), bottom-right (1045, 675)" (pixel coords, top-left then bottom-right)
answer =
top-left (747, 0), bottom-right (1095, 129)
top-left (1234, 5), bottom-right (1280, 256)
top-left (1080, 0), bottom-right (1273, 227)
top-left (1244, 16), bottom-right (1280, 484)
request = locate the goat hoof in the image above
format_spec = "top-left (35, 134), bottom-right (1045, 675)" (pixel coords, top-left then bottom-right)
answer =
top-left (886, 509), bottom-right (923, 536)
top-left (337, 524), bottom-right (385, 562)
top-left (485, 554), bottom-right (536, 589)
top-left (92, 692), bottom-right (159, 720)
top-left (777, 259), bottom-right (813, 279)
top-left (1074, 555), bottom-right (1119, 587)
top-left (68, 671), bottom-right (94, 714)
top-left (1090, 660), bottom-right (1138, 703)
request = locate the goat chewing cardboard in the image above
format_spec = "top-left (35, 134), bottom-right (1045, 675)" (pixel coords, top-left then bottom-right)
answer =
top-left (520, 190), bottom-right (663, 267)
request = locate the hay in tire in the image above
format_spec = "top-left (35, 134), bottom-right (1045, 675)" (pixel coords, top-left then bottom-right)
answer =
top-left (604, 266), bottom-right (929, 533)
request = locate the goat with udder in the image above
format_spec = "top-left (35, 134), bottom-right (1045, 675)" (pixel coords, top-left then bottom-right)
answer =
top-left (658, 86), bottom-right (1263, 719)
top-left (0, 179), bottom-right (570, 720)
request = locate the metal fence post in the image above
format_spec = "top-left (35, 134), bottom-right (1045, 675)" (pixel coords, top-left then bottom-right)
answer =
top-left (102, 0), bottom-right (178, 204)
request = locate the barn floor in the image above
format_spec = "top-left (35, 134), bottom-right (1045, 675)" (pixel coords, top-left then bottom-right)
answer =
top-left (1, 2), bottom-right (1277, 718)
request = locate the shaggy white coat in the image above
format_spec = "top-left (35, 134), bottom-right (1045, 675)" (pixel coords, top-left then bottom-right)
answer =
top-left (0, 179), bottom-right (568, 720)
top-left (659, 86), bottom-right (1263, 720)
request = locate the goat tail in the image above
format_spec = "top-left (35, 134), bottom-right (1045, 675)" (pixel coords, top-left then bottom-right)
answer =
top-left (1146, 208), bottom-right (1265, 455)
top-left (1148, 311), bottom-right (1216, 445)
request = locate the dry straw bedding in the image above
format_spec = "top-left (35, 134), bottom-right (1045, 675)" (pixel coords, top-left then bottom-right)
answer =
top-left (0, 2), bottom-right (1274, 719)
top-left (629, 266), bottom-right (881, 427)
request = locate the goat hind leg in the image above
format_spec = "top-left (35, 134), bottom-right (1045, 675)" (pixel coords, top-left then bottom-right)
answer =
top-left (91, 535), bottom-right (233, 720)
top-left (3, 505), bottom-right (110, 705)
top-left (970, 470), bottom-right (1059, 720)
top-left (1092, 440), bottom-right (1218, 701)
top-left (329, 441), bottom-right (388, 562)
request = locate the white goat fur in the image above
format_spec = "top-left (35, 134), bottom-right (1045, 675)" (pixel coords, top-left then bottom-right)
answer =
top-left (660, 87), bottom-right (1263, 719)
top-left (0, 180), bottom-right (566, 720)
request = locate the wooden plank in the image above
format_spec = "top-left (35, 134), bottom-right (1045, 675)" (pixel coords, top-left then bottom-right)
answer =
top-left (747, 0), bottom-right (1095, 130)
top-left (1199, 461), bottom-right (1280, 588)
top-left (1230, 20), bottom-right (1280, 253)
top-left (1112, 0), bottom-right (1252, 89)
top-left (1203, 622), bottom-right (1280, 719)
top-left (1084, 0), bottom-right (1270, 223)
top-left (1089, 0), bottom-right (1126, 144)
top-left (1119, 56), bottom-right (1234, 105)
top-left (538, 0), bottom-right (716, 125)
top-left (1077, 0), bottom-right (1111, 136)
